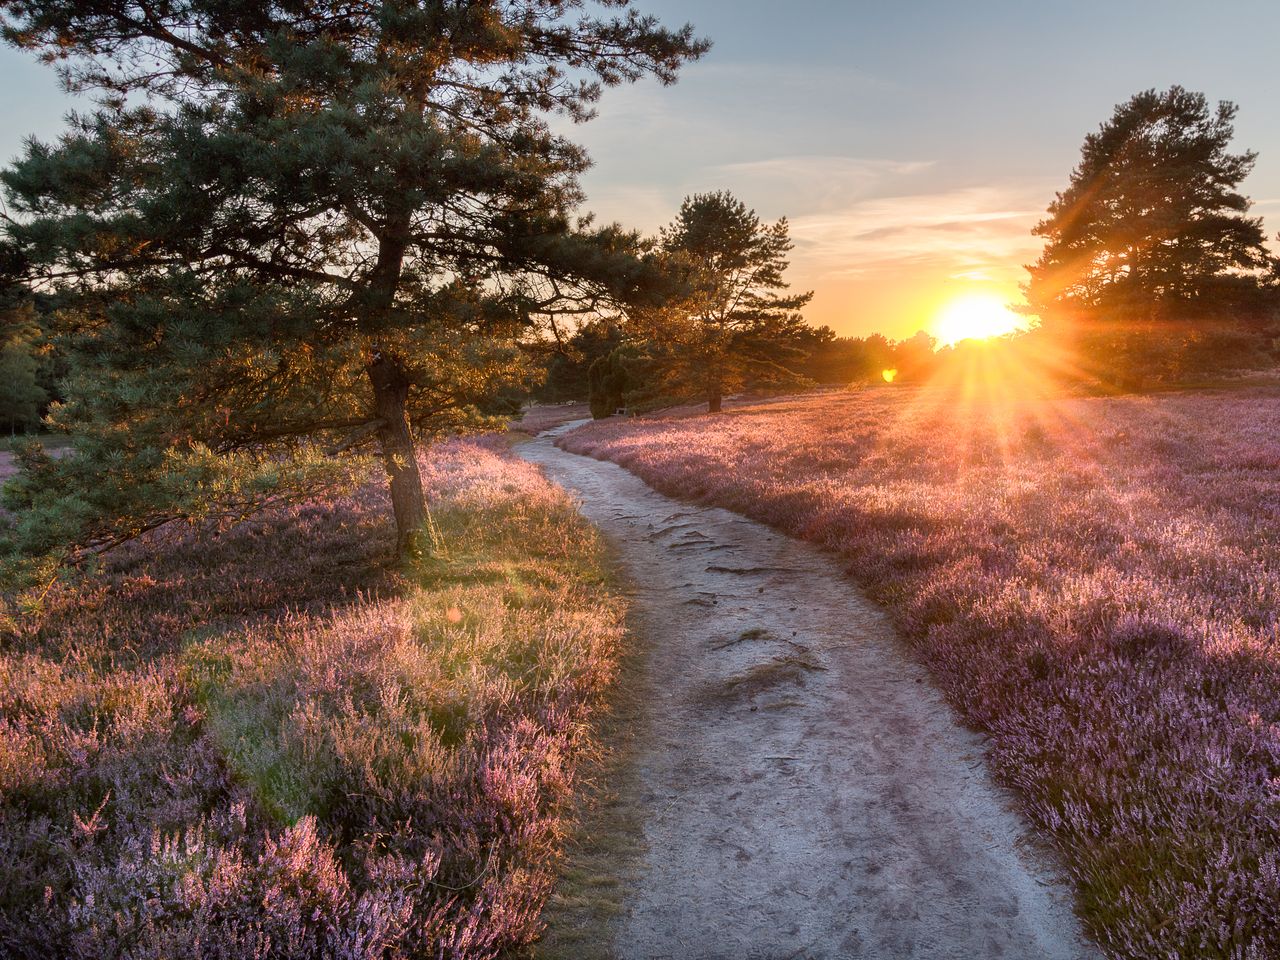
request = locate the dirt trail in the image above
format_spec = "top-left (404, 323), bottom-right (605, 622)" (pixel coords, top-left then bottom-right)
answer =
top-left (518, 423), bottom-right (1097, 960)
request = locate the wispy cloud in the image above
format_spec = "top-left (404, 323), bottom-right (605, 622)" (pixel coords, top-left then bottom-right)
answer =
top-left (581, 151), bottom-right (1056, 333)
top-left (584, 152), bottom-right (945, 230)
top-left (588, 152), bottom-right (1049, 282)
top-left (710, 155), bottom-right (936, 213)
top-left (787, 183), bottom-right (1050, 280)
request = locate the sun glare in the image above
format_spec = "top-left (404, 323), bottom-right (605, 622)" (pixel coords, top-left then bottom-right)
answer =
top-left (933, 294), bottom-right (1023, 346)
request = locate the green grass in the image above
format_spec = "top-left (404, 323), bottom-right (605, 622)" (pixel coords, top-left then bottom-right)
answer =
top-left (531, 579), bottom-right (652, 960)
top-left (183, 471), bottom-right (624, 832)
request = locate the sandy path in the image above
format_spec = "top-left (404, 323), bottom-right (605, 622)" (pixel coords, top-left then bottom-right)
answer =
top-left (518, 423), bottom-right (1097, 960)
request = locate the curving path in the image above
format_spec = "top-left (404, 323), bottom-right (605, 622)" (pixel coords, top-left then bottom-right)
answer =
top-left (519, 422), bottom-right (1098, 960)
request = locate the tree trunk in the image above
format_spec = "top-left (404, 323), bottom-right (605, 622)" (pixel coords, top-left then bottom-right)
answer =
top-left (708, 388), bottom-right (723, 413)
top-left (368, 349), bottom-right (426, 559)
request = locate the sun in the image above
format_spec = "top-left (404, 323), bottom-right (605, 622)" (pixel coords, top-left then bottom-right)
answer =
top-left (933, 294), bottom-right (1023, 346)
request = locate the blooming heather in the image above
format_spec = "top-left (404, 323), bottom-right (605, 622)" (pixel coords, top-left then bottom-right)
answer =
top-left (0, 437), bottom-right (624, 959)
top-left (563, 385), bottom-right (1280, 959)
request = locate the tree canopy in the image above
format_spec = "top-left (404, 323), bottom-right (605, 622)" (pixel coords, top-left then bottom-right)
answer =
top-left (0, 301), bottom-right (46, 433)
top-left (0, 0), bottom-right (708, 576)
top-left (1025, 86), bottom-right (1275, 329)
top-left (632, 191), bottom-right (812, 412)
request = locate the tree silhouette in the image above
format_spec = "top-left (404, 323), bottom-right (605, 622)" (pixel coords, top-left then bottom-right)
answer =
top-left (1024, 86), bottom-right (1276, 384)
top-left (636, 192), bottom-right (812, 412)
top-left (0, 1), bottom-right (708, 571)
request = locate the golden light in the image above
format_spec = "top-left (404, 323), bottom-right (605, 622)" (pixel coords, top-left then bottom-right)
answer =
top-left (882, 368), bottom-right (898, 383)
top-left (933, 294), bottom-right (1023, 346)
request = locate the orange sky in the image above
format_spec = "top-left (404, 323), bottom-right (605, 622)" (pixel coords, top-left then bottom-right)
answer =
top-left (773, 177), bottom-right (1046, 340)
top-left (578, 148), bottom-right (1054, 342)
top-left (563, 1), bottom-right (1280, 343)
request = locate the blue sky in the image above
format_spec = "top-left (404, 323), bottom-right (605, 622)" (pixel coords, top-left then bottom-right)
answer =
top-left (4, 0), bottom-right (1279, 338)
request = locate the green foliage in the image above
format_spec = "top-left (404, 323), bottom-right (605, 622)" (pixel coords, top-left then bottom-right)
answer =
top-left (0, 0), bottom-right (708, 578)
top-left (538, 318), bottom-right (624, 403)
top-left (1025, 86), bottom-right (1280, 387)
top-left (587, 344), bottom-right (647, 418)
top-left (0, 325), bottom-right (46, 435)
top-left (0, 290), bottom-right (48, 427)
top-left (630, 191), bottom-right (814, 411)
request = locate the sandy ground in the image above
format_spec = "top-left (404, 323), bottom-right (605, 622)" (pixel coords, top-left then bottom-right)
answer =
top-left (518, 422), bottom-right (1098, 960)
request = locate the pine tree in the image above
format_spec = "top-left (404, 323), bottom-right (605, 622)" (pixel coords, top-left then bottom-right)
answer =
top-left (0, 1), bottom-right (708, 571)
top-left (1024, 86), bottom-right (1276, 383)
top-left (586, 343), bottom-right (648, 418)
top-left (0, 337), bottom-right (45, 434)
top-left (637, 192), bottom-right (813, 412)
top-left (538, 317), bottom-right (623, 402)
top-left (0, 291), bottom-right (46, 434)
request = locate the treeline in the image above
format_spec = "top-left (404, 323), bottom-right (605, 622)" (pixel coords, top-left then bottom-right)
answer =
top-left (536, 84), bottom-right (1280, 409)
top-left (533, 191), bottom-right (966, 416)
top-left (539, 324), bottom-right (952, 406)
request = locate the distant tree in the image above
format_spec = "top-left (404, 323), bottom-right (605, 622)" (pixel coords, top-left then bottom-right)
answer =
top-left (538, 318), bottom-right (624, 403)
top-left (635, 192), bottom-right (813, 412)
top-left (0, 0), bottom-right (708, 573)
top-left (0, 331), bottom-right (45, 435)
top-left (587, 343), bottom-right (647, 418)
top-left (793, 327), bottom-right (905, 386)
top-left (1025, 86), bottom-right (1278, 386)
top-left (855, 333), bottom-right (895, 383)
top-left (889, 330), bottom-right (939, 383)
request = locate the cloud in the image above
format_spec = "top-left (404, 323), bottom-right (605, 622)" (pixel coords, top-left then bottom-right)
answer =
top-left (709, 155), bottom-right (936, 213)
top-left (575, 139), bottom-right (1058, 334)
top-left (582, 151), bottom-right (942, 231)
top-left (787, 183), bottom-right (1051, 281)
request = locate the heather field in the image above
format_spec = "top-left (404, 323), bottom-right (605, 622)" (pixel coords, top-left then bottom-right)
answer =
top-left (561, 383), bottom-right (1280, 959)
top-left (0, 437), bottom-right (624, 958)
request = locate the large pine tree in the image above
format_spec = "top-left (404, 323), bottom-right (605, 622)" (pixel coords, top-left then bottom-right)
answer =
top-left (636, 191), bottom-right (813, 413)
top-left (0, 0), bottom-right (707, 571)
top-left (1025, 86), bottom-right (1274, 331)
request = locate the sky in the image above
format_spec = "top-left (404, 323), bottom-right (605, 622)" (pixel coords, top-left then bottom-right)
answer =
top-left (3, 0), bottom-right (1280, 340)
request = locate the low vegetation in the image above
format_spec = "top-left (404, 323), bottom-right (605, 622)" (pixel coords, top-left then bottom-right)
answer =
top-left (1, 0), bottom-right (1278, 952)
top-left (0, 437), bottom-right (625, 958)
top-left (563, 384), bottom-right (1280, 958)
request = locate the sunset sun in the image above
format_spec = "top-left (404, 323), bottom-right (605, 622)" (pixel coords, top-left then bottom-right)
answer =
top-left (933, 294), bottom-right (1023, 345)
